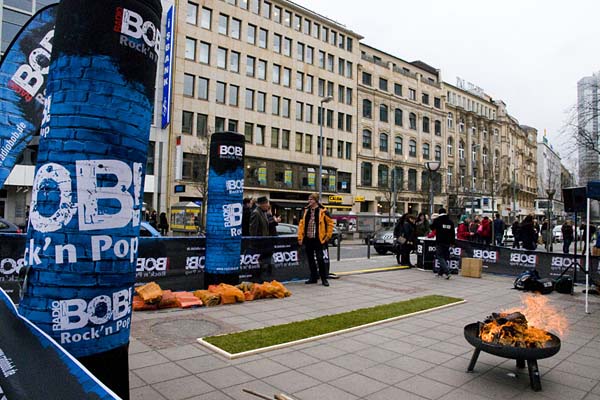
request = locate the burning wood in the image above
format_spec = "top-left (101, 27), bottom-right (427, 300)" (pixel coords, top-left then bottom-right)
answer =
top-left (479, 311), bottom-right (552, 348)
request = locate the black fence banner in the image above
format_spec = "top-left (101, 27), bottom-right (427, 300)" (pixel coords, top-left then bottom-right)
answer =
top-left (0, 287), bottom-right (119, 399)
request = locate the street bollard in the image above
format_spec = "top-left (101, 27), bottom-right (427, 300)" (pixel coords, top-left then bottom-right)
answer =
top-left (337, 233), bottom-right (341, 261)
top-left (367, 234), bottom-right (371, 259)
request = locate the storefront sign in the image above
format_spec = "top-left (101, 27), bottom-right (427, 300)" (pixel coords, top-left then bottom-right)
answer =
top-left (284, 170), bottom-right (292, 187)
top-left (328, 195), bottom-right (343, 203)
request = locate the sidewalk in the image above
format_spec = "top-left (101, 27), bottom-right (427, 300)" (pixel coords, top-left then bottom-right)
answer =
top-left (129, 259), bottom-right (600, 400)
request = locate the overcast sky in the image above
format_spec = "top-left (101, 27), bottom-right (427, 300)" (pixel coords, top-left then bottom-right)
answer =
top-left (296, 0), bottom-right (599, 171)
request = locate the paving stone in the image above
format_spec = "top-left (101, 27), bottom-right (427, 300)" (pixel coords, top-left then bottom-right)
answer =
top-left (386, 355), bottom-right (436, 374)
top-left (408, 347), bottom-right (457, 365)
top-left (293, 383), bottom-right (359, 400)
top-left (297, 360), bottom-right (352, 381)
top-left (268, 351), bottom-right (320, 369)
top-left (158, 344), bottom-right (208, 361)
top-left (135, 362), bottom-right (191, 384)
top-left (152, 375), bottom-right (214, 400)
top-left (176, 354), bottom-right (230, 374)
top-left (329, 372), bottom-right (389, 397)
top-left (129, 351), bottom-right (171, 369)
top-left (438, 387), bottom-right (497, 400)
top-left (421, 365), bottom-right (480, 387)
top-left (355, 345), bottom-right (402, 363)
top-left (328, 353), bottom-right (379, 372)
top-left (185, 391), bottom-right (235, 400)
top-left (395, 375), bottom-right (455, 399)
top-left (459, 376), bottom-right (532, 400)
top-left (130, 386), bottom-right (167, 400)
top-left (262, 370), bottom-right (320, 393)
top-left (299, 344), bottom-right (348, 360)
top-left (368, 386), bottom-right (429, 400)
top-left (543, 369), bottom-right (598, 391)
top-left (236, 358), bottom-right (290, 379)
top-left (198, 367), bottom-right (255, 389)
top-left (129, 371), bottom-right (146, 389)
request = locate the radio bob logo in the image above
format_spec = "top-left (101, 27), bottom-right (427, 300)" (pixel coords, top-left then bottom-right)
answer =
top-left (114, 7), bottom-right (160, 60)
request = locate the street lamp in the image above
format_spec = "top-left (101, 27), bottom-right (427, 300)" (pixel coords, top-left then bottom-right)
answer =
top-left (546, 188), bottom-right (556, 252)
top-left (425, 161), bottom-right (441, 216)
top-left (318, 95), bottom-right (333, 201)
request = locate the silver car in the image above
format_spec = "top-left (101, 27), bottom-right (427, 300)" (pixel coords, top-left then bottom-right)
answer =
top-left (372, 229), bottom-right (395, 254)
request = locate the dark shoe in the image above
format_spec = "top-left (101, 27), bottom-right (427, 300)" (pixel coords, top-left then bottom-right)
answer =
top-left (445, 274), bottom-right (451, 280)
top-left (322, 280), bottom-right (330, 287)
top-left (305, 279), bottom-right (318, 284)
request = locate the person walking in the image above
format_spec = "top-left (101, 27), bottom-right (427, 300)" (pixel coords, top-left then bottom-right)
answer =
top-left (493, 213), bottom-right (505, 246)
top-left (520, 215), bottom-right (537, 250)
top-left (249, 196), bottom-right (271, 236)
top-left (158, 212), bottom-right (169, 236)
top-left (511, 219), bottom-right (521, 249)
top-left (562, 220), bottom-right (574, 254)
top-left (431, 207), bottom-right (455, 279)
top-left (298, 193), bottom-right (335, 286)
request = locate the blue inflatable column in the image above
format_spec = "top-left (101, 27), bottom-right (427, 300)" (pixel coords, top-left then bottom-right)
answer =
top-left (18, 0), bottom-right (161, 397)
top-left (204, 131), bottom-right (245, 287)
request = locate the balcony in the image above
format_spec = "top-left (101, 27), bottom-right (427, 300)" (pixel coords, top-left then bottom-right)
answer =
top-left (392, 65), bottom-right (417, 79)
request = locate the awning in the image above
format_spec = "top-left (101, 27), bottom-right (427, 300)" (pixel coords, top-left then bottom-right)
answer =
top-left (271, 200), bottom-right (308, 209)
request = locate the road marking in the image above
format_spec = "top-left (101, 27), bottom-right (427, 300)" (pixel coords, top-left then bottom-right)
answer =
top-left (333, 265), bottom-right (411, 276)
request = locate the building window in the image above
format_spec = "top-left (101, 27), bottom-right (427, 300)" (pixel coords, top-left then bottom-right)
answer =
top-left (361, 162), bottom-right (372, 186)
top-left (337, 112), bottom-right (344, 130)
top-left (282, 68), bottom-right (291, 87)
top-left (271, 95), bottom-right (280, 115)
top-left (247, 24), bottom-right (256, 44)
top-left (182, 153), bottom-right (206, 181)
top-left (423, 143), bottom-right (430, 160)
top-left (245, 89), bottom-right (254, 110)
top-left (270, 127), bottom-right (279, 148)
top-left (257, 92), bottom-right (266, 112)
top-left (185, 37), bottom-right (196, 60)
top-left (244, 122), bottom-right (253, 143)
top-left (297, 42), bottom-right (304, 61)
top-left (458, 140), bottom-right (465, 160)
top-left (379, 104), bottom-right (388, 122)
top-left (188, 2), bottom-right (199, 25)
top-left (346, 114), bottom-right (352, 132)
top-left (362, 72), bottom-right (372, 86)
top-left (447, 137), bottom-right (454, 157)
top-left (257, 59), bottom-right (266, 80)
top-left (346, 142), bottom-right (352, 159)
top-left (434, 120), bottom-right (442, 136)
top-left (216, 47), bottom-right (227, 69)
top-left (394, 136), bottom-right (402, 155)
top-left (394, 83), bottom-right (402, 96)
top-left (218, 13), bottom-right (228, 35)
top-left (230, 18), bottom-right (241, 39)
top-left (295, 132), bottom-right (303, 152)
top-left (409, 88), bottom-right (416, 100)
top-left (296, 72), bottom-right (304, 91)
top-left (394, 108), bottom-right (403, 126)
top-left (379, 133), bottom-right (388, 152)
top-left (409, 113), bottom-right (417, 130)
top-left (255, 125), bottom-right (265, 145)
top-left (434, 97), bottom-right (441, 109)
top-left (379, 78), bottom-right (388, 91)
top-left (435, 145), bottom-right (441, 161)
top-left (282, 129), bottom-right (290, 149)
top-left (197, 77), bottom-right (208, 99)
top-left (422, 92), bottom-right (429, 105)
top-left (229, 85), bottom-right (238, 106)
top-left (408, 169), bottom-right (417, 191)
top-left (216, 81), bottom-right (226, 103)
top-left (199, 42), bottom-right (210, 64)
top-left (182, 111), bottom-right (193, 134)
top-left (262, 1), bottom-right (271, 18)
top-left (273, 33), bottom-right (281, 53)
top-left (409, 139), bottom-right (417, 157)
top-left (362, 99), bottom-right (372, 119)
top-left (378, 165), bottom-right (389, 188)
top-left (258, 28), bottom-right (268, 48)
top-left (200, 7), bottom-right (211, 29)
top-left (422, 116), bottom-right (430, 133)
top-left (282, 98), bottom-right (290, 118)
top-left (447, 112), bottom-right (453, 128)
top-left (196, 113), bottom-right (208, 136)
top-left (229, 51), bottom-right (239, 72)
top-left (296, 102), bottom-right (303, 121)
top-left (184, 73), bottom-right (195, 97)
top-left (283, 37), bottom-right (292, 56)
top-left (246, 56), bottom-right (255, 77)
top-left (362, 130), bottom-right (372, 149)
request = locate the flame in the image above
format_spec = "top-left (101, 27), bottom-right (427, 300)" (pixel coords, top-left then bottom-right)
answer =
top-left (502, 294), bottom-right (568, 337)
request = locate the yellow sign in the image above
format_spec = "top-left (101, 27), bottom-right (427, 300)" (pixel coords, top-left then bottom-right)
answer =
top-left (329, 195), bottom-right (343, 203)
top-left (355, 196), bottom-right (365, 202)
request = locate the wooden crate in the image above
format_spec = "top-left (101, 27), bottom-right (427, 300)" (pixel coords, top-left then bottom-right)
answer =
top-left (461, 258), bottom-right (482, 278)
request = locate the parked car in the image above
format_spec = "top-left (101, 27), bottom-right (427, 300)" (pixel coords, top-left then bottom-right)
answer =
top-left (372, 228), bottom-right (395, 255)
top-left (275, 223), bottom-right (341, 246)
top-left (0, 218), bottom-right (22, 233)
top-left (503, 227), bottom-right (514, 245)
top-left (552, 225), bottom-right (563, 243)
top-left (139, 221), bottom-right (161, 237)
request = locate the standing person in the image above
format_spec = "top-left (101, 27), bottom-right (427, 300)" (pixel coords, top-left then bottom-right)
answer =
top-left (457, 216), bottom-right (472, 241)
top-left (149, 210), bottom-right (157, 229)
top-left (511, 219), bottom-right (521, 249)
top-left (298, 193), bottom-right (335, 286)
top-left (249, 196), bottom-right (270, 236)
top-left (266, 205), bottom-right (281, 236)
top-left (241, 197), bottom-right (255, 236)
top-left (493, 213), bottom-right (505, 246)
top-left (580, 222), bottom-right (597, 255)
top-left (158, 212), bottom-right (169, 236)
top-left (397, 215), bottom-right (417, 267)
top-left (469, 216), bottom-right (480, 242)
top-left (479, 216), bottom-right (492, 245)
top-left (431, 208), bottom-right (455, 279)
top-left (415, 212), bottom-right (430, 238)
top-left (562, 220), bottom-right (574, 254)
top-left (520, 215), bottom-right (537, 250)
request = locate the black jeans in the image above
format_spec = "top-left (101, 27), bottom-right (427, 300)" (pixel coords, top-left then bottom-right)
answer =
top-left (304, 238), bottom-right (328, 282)
top-left (435, 244), bottom-right (450, 276)
top-left (563, 239), bottom-right (572, 254)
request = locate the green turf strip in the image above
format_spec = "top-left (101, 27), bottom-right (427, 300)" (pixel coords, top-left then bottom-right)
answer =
top-left (203, 295), bottom-right (462, 354)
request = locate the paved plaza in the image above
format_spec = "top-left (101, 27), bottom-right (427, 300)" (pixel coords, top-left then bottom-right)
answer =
top-left (129, 257), bottom-right (600, 400)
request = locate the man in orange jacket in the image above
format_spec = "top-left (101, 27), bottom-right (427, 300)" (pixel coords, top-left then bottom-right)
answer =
top-left (298, 193), bottom-right (335, 286)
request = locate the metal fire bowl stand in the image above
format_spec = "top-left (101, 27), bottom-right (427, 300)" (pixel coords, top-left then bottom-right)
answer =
top-left (463, 323), bottom-right (561, 391)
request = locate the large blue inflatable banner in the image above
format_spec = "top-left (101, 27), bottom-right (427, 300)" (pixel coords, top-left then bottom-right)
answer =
top-left (0, 5), bottom-right (57, 189)
top-left (0, 288), bottom-right (119, 399)
top-left (18, 0), bottom-right (161, 396)
top-left (205, 131), bottom-right (245, 286)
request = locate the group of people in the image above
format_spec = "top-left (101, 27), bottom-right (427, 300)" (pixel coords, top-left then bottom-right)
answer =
top-left (393, 209), bottom-right (455, 278)
top-left (146, 210), bottom-right (169, 235)
top-left (456, 214), bottom-right (505, 246)
top-left (242, 194), bottom-right (335, 287)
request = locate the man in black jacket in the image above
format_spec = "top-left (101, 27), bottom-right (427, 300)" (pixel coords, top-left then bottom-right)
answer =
top-left (431, 207), bottom-right (455, 279)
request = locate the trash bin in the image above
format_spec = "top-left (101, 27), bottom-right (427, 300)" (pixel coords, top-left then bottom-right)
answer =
top-left (417, 237), bottom-right (436, 270)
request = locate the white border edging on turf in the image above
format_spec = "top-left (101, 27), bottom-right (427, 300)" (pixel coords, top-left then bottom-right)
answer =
top-left (197, 299), bottom-right (467, 359)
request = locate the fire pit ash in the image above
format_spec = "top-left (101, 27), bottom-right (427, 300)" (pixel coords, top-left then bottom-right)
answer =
top-left (464, 295), bottom-right (566, 392)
